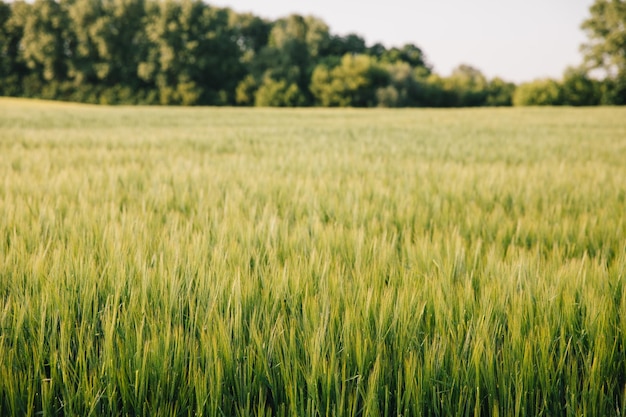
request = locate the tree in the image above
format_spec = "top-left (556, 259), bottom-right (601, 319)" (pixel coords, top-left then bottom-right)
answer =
top-left (241, 14), bottom-right (334, 106)
top-left (418, 74), bottom-right (456, 107)
top-left (228, 11), bottom-right (270, 63)
top-left (561, 66), bottom-right (601, 105)
top-left (63, 0), bottom-right (103, 86)
top-left (581, 0), bottom-right (626, 77)
top-left (598, 75), bottom-right (626, 104)
top-left (235, 74), bottom-right (257, 105)
top-left (324, 33), bottom-right (367, 57)
top-left (52, 0), bottom-right (153, 103)
top-left (437, 64), bottom-right (489, 107)
top-left (65, 0), bottom-right (147, 89)
top-left (139, 0), bottom-right (242, 105)
top-left (513, 79), bottom-right (563, 106)
top-left (376, 61), bottom-right (431, 107)
top-left (581, 0), bottom-right (626, 103)
top-left (485, 77), bottom-right (516, 106)
top-left (310, 54), bottom-right (388, 107)
top-left (303, 16), bottom-right (331, 60)
top-left (18, 0), bottom-right (70, 85)
top-left (367, 42), bottom-right (387, 59)
top-left (379, 43), bottom-right (431, 73)
top-left (254, 75), bottom-right (305, 107)
top-left (0, 0), bottom-right (27, 96)
top-left (376, 62), bottom-right (412, 107)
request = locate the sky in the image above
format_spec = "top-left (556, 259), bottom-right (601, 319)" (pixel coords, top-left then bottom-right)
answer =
top-left (210, 0), bottom-right (595, 83)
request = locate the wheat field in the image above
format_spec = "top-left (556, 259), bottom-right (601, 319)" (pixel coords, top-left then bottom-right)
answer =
top-left (0, 98), bottom-right (625, 416)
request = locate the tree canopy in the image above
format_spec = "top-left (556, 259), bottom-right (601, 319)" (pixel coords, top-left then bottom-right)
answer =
top-left (0, 0), bottom-right (622, 106)
top-left (581, 0), bottom-right (626, 104)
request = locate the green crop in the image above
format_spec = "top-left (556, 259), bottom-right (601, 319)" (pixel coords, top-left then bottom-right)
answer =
top-left (1, 98), bottom-right (625, 416)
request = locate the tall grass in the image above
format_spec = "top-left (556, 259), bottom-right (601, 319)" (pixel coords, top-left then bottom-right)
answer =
top-left (1, 99), bottom-right (625, 416)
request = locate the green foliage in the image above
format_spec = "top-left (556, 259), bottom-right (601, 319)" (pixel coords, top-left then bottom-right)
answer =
top-left (599, 75), bottom-right (626, 104)
top-left (1, 100), bottom-right (626, 416)
top-left (2, 0), bottom-right (622, 107)
top-left (0, 1), bottom-right (20, 95)
top-left (513, 78), bottom-right (564, 106)
top-left (413, 73), bottom-right (459, 107)
top-left (378, 43), bottom-right (431, 72)
top-left (581, 0), bottom-right (626, 104)
top-left (408, 67), bottom-right (505, 108)
top-left (235, 74), bottom-right (258, 106)
top-left (72, 0), bottom-right (146, 86)
top-left (310, 64), bottom-right (340, 106)
top-left (561, 67), bottom-right (602, 106)
top-left (325, 33), bottom-right (367, 57)
top-left (485, 77), bottom-right (516, 106)
top-left (311, 54), bottom-right (388, 107)
top-left (444, 64), bottom-right (489, 107)
top-left (246, 14), bottom-right (334, 105)
top-left (581, 0), bottom-right (626, 77)
top-left (375, 62), bottom-right (430, 107)
top-left (254, 76), bottom-right (305, 107)
top-left (140, 0), bottom-right (242, 105)
top-left (230, 11), bottom-right (271, 57)
top-left (18, 0), bottom-right (69, 82)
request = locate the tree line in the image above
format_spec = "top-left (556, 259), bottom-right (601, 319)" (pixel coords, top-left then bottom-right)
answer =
top-left (0, 0), bottom-right (624, 106)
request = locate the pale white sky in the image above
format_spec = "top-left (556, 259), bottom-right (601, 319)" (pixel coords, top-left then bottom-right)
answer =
top-left (211, 0), bottom-right (595, 83)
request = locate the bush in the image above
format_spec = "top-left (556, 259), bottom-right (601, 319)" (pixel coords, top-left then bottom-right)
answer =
top-left (235, 75), bottom-right (258, 106)
top-left (561, 68), bottom-right (601, 106)
top-left (599, 75), bottom-right (626, 105)
top-left (255, 76), bottom-right (306, 107)
top-left (485, 78), bottom-right (516, 106)
top-left (513, 78), bottom-right (563, 106)
top-left (310, 54), bottom-right (388, 107)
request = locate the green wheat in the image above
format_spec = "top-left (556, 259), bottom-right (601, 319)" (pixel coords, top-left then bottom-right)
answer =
top-left (0, 98), bottom-right (625, 416)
